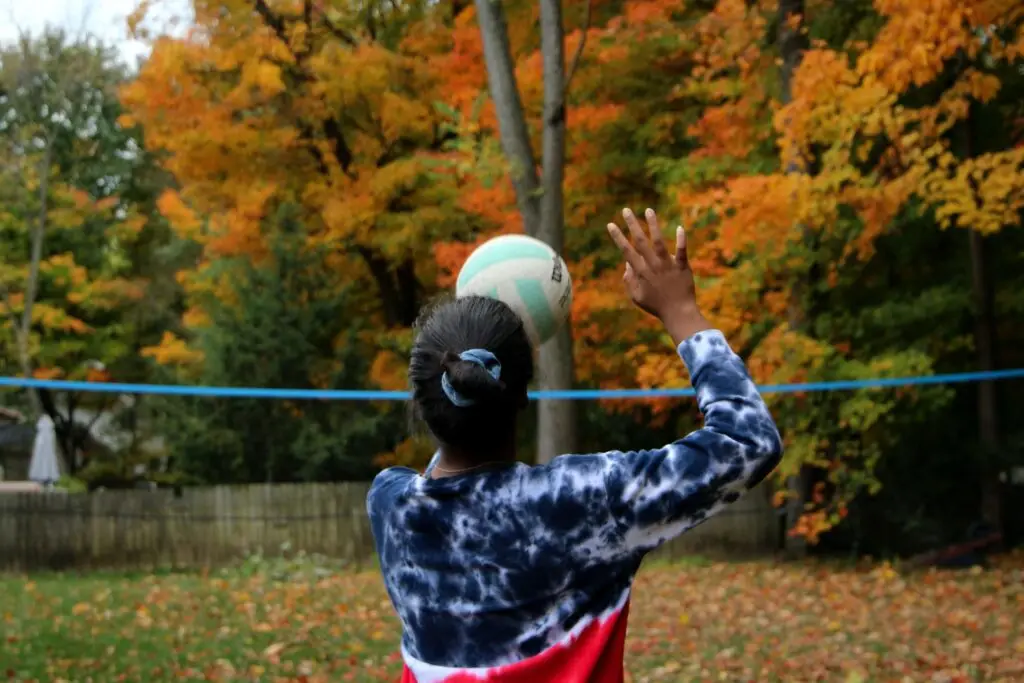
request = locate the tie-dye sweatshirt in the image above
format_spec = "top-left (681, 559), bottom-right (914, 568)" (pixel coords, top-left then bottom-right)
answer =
top-left (367, 329), bottom-right (783, 683)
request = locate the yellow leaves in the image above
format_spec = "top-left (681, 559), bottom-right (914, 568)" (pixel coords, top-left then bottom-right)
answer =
top-left (838, 178), bottom-right (915, 261)
top-left (788, 509), bottom-right (833, 544)
top-left (117, 214), bottom-right (149, 238)
top-left (41, 254), bottom-right (89, 289)
top-left (369, 349), bottom-right (407, 392)
top-left (965, 71), bottom-right (1001, 103)
top-left (745, 325), bottom-right (830, 387)
top-left (924, 148), bottom-right (1024, 234)
top-left (321, 194), bottom-right (366, 242)
top-left (183, 305), bottom-right (210, 329)
top-left (31, 303), bottom-right (90, 334)
top-left (156, 190), bottom-right (203, 240)
top-left (125, 1), bottom-right (149, 36)
top-left (859, 0), bottom-right (977, 92)
top-left (287, 21), bottom-right (309, 55)
top-left (141, 332), bottom-right (205, 368)
top-left (210, 184), bottom-right (277, 258)
top-left (764, 8), bottom-right (1021, 274)
top-left (249, 61), bottom-right (286, 98)
top-left (121, 2), bottom-right (459, 354)
top-left (221, 57), bottom-right (289, 108)
top-left (78, 278), bottom-right (149, 309)
top-left (679, 174), bottom-right (821, 266)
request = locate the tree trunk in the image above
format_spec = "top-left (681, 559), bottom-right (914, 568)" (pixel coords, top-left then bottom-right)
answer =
top-left (968, 228), bottom-right (1001, 529)
top-left (778, 0), bottom-right (809, 558)
top-left (15, 139), bottom-right (53, 417)
top-left (473, 0), bottom-right (542, 231)
top-left (474, 0), bottom-right (577, 462)
top-left (535, 0), bottom-right (576, 463)
top-left (956, 101), bottom-right (1003, 532)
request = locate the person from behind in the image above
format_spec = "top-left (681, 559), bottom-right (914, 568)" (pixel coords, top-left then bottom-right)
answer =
top-left (367, 208), bottom-right (784, 682)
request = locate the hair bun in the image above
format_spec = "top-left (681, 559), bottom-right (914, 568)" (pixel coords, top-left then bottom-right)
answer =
top-left (440, 350), bottom-right (506, 406)
top-left (439, 351), bottom-right (462, 372)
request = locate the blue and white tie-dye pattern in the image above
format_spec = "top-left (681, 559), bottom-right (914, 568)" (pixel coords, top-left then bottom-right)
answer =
top-left (367, 330), bottom-right (783, 682)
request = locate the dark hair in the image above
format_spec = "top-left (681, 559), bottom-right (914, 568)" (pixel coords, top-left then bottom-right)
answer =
top-left (409, 295), bottom-right (534, 453)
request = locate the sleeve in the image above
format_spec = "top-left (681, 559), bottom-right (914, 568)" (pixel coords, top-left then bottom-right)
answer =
top-left (594, 329), bottom-right (783, 556)
top-left (366, 466), bottom-right (416, 558)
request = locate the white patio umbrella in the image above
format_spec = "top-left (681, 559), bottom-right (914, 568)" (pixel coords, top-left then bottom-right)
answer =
top-left (28, 414), bottom-right (62, 486)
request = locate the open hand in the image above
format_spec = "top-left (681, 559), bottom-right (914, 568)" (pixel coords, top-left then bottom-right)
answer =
top-left (606, 208), bottom-right (710, 345)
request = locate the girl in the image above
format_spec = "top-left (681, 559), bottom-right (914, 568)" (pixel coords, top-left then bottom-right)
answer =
top-left (368, 208), bottom-right (783, 682)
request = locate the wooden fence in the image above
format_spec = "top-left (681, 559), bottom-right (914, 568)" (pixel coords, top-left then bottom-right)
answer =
top-left (0, 481), bottom-right (778, 573)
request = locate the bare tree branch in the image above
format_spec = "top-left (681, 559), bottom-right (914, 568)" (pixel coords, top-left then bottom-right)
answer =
top-left (563, 0), bottom-right (592, 96)
top-left (20, 138), bottom-right (52, 346)
top-left (253, 0), bottom-right (290, 44)
top-left (249, 0), bottom-right (356, 174)
top-left (321, 19), bottom-right (359, 47)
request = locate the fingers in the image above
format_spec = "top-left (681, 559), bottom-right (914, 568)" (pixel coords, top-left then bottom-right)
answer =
top-left (675, 225), bottom-right (689, 268)
top-left (645, 208), bottom-right (671, 263)
top-left (606, 222), bottom-right (646, 274)
top-left (622, 208), bottom-right (657, 264)
top-left (609, 207), bottom-right (679, 274)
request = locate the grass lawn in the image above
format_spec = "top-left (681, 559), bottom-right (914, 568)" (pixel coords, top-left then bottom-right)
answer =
top-left (2, 554), bottom-right (1022, 682)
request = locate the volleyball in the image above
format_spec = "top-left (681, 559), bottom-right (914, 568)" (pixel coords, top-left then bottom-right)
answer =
top-left (455, 234), bottom-right (573, 346)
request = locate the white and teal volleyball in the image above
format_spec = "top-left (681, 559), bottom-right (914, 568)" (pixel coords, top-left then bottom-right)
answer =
top-left (455, 234), bottom-right (573, 346)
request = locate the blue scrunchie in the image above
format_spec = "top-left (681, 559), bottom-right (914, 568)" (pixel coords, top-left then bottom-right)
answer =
top-left (441, 349), bottom-right (502, 407)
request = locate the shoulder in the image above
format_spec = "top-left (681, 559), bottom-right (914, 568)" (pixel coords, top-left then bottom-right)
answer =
top-left (516, 452), bottom-right (624, 503)
top-left (367, 467), bottom-right (418, 515)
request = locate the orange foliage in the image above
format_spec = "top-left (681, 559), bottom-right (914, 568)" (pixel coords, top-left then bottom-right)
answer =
top-left (661, 0), bottom-right (1024, 540)
top-left (120, 0), bottom-right (1022, 531)
top-left (123, 0), bottom-right (485, 380)
top-left (142, 332), bottom-right (205, 368)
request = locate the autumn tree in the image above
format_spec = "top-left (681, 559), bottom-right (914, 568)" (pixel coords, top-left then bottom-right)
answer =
top-left (776, 0), bottom-right (1024, 534)
top-left (122, 1), bottom-right (488, 461)
top-left (118, 0), bottom-right (1024, 547)
top-left (659, 0), bottom-right (1024, 543)
top-left (0, 29), bottom-right (160, 471)
top-left (150, 205), bottom-right (401, 484)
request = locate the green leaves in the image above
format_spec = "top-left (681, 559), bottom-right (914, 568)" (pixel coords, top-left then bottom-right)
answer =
top-left (0, 30), bottom-right (167, 394)
top-left (153, 204), bottom-right (402, 484)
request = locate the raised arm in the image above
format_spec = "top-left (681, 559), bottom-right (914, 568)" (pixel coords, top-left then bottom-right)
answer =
top-left (599, 327), bottom-right (781, 554)
top-left (594, 208), bottom-right (781, 555)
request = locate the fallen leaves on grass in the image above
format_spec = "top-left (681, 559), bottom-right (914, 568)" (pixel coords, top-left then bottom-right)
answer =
top-left (1, 554), bottom-right (1022, 682)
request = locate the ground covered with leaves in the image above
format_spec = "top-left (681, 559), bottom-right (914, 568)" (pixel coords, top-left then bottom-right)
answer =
top-left (2, 554), bottom-right (1022, 682)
